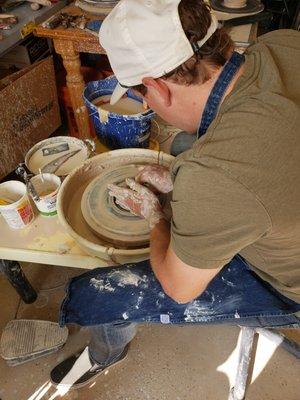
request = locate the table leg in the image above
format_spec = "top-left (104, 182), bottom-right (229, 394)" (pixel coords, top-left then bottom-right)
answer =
top-left (54, 39), bottom-right (91, 139)
top-left (0, 260), bottom-right (37, 304)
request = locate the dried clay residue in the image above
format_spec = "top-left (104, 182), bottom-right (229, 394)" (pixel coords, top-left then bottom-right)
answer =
top-left (90, 277), bottom-right (115, 292)
top-left (221, 276), bottom-right (235, 287)
top-left (184, 300), bottom-right (214, 322)
top-left (135, 295), bottom-right (144, 309)
top-left (234, 311), bottom-right (241, 319)
top-left (106, 268), bottom-right (148, 288)
top-left (89, 268), bottom-right (148, 293)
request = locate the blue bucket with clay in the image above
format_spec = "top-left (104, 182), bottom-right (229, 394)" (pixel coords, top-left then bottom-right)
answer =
top-left (83, 76), bottom-right (155, 149)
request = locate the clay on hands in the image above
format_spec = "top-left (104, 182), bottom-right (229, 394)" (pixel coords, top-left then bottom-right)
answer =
top-left (135, 165), bottom-right (173, 194)
top-left (108, 178), bottom-right (165, 228)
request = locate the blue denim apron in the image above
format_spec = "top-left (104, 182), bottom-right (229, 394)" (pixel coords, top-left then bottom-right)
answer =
top-left (59, 52), bottom-right (300, 328)
top-left (171, 51), bottom-right (245, 156)
top-left (198, 51), bottom-right (245, 138)
top-left (60, 256), bottom-right (300, 328)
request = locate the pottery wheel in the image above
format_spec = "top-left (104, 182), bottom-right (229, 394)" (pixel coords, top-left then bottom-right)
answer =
top-left (211, 0), bottom-right (263, 14)
top-left (81, 164), bottom-right (151, 248)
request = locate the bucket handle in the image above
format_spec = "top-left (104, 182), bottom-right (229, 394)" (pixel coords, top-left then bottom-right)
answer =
top-left (142, 109), bottom-right (155, 117)
top-left (83, 139), bottom-right (96, 157)
top-left (151, 119), bottom-right (161, 141)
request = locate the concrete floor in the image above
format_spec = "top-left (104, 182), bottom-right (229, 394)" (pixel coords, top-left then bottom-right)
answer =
top-left (0, 263), bottom-right (299, 400)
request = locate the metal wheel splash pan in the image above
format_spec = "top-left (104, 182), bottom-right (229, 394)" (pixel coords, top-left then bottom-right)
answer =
top-left (57, 149), bottom-right (174, 264)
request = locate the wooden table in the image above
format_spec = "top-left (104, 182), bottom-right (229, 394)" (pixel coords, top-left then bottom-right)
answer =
top-left (0, 212), bottom-right (110, 303)
top-left (35, 3), bottom-right (106, 139)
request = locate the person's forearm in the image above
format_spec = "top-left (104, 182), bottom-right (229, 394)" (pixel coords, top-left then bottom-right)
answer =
top-left (150, 218), bottom-right (170, 280)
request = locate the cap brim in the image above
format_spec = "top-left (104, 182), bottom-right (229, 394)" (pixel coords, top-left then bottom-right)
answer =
top-left (110, 83), bottom-right (128, 105)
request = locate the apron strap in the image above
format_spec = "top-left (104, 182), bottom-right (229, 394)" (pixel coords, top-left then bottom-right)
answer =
top-left (197, 51), bottom-right (245, 138)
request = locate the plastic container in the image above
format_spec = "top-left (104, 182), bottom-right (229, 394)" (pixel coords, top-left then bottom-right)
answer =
top-left (30, 174), bottom-right (61, 216)
top-left (83, 76), bottom-right (155, 149)
top-left (0, 181), bottom-right (34, 229)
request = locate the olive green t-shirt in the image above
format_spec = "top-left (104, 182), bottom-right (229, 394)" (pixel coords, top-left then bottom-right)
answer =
top-left (170, 29), bottom-right (300, 302)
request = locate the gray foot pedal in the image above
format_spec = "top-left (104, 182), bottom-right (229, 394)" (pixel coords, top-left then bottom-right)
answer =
top-left (0, 319), bottom-right (68, 366)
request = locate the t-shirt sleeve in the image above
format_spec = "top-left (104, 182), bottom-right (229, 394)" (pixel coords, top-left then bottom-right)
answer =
top-left (170, 162), bottom-right (271, 269)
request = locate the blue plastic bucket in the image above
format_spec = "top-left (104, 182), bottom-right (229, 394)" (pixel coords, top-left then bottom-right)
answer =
top-left (83, 76), bottom-right (155, 149)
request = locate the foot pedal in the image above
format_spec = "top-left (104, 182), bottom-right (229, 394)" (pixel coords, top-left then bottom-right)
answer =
top-left (0, 319), bottom-right (68, 366)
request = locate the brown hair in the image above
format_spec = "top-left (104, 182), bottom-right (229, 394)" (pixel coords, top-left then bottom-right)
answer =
top-left (133, 0), bottom-right (233, 94)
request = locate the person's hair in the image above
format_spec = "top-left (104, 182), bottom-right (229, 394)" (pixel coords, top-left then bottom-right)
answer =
top-left (133, 0), bottom-right (233, 95)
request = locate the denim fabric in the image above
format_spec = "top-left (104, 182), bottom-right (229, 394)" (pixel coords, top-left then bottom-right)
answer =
top-left (60, 256), bottom-right (300, 329)
top-left (197, 51), bottom-right (245, 138)
top-left (169, 52), bottom-right (245, 157)
top-left (89, 323), bottom-right (137, 365)
top-left (170, 131), bottom-right (197, 156)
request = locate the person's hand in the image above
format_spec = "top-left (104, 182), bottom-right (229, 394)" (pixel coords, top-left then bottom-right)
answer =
top-left (135, 165), bottom-right (173, 194)
top-left (108, 178), bottom-right (165, 228)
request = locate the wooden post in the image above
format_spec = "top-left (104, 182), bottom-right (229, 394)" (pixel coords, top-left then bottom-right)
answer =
top-left (54, 39), bottom-right (91, 139)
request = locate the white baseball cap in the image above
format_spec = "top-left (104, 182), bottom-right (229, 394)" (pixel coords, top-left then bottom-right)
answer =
top-left (100, 0), bottom-right (218, 105)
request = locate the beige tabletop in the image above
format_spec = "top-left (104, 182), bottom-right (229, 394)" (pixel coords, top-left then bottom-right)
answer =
top-left (0, 211), bottom-right (109, 269)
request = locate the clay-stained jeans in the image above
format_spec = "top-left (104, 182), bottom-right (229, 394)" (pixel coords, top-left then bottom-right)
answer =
top-left (60, 256), bottom-right (300, 366)
top-left (89, 323), bottom-right (137, 365)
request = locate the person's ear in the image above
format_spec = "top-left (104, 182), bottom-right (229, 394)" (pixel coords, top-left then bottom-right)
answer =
top-left (142, 77), bottom-right (171, 107)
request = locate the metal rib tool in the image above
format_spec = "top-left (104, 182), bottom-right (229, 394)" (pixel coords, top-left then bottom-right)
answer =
top-left (41, 149), bottom-right (81, 174)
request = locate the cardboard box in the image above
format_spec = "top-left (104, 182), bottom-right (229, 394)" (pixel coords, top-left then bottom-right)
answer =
top-left (0, 35), bottom-right (51, 69)
top-left (0, 57), bottom-right (61, 179)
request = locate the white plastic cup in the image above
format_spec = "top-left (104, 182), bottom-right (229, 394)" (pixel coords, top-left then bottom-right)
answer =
top-left (30, 174), bottom-right (61, 216)
top-left (0, 181), bottom-right (34, 229)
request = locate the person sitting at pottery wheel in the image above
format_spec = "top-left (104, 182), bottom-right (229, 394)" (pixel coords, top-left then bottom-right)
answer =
top-left (50, 0), bottom-right (300, 390)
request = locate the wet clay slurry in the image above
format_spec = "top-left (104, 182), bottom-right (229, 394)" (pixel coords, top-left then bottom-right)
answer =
top-left (81, 164), bottom-right (151, 249)
top-left (223, 0), bottom-right (247, 8)
top-left (92, 95), bottom-right (145, 116)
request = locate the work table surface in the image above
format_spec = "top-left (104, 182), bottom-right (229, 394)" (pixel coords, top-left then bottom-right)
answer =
top-left (0, 211), bottom-right (109, 269)
top-left (34, 3), bottom-right (105, 54)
